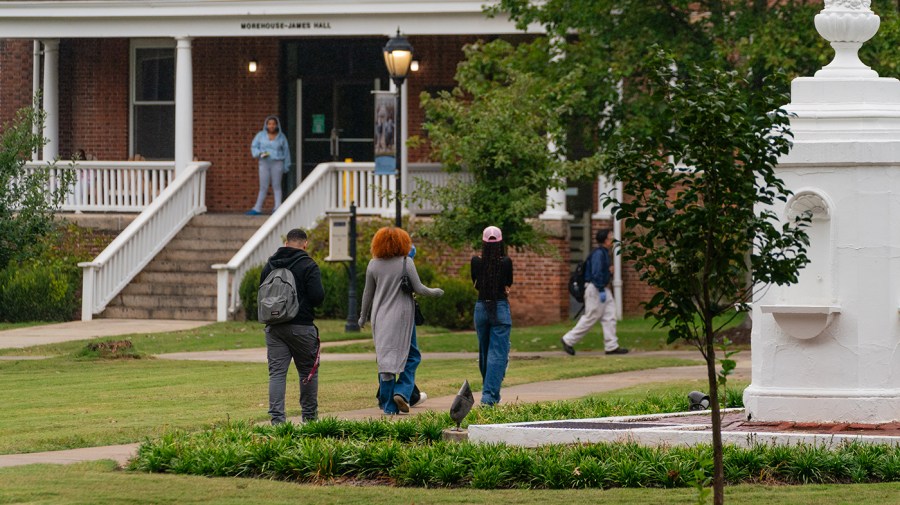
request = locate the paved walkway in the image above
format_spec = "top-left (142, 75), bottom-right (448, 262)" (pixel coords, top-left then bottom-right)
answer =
top-left (0, 319), bottom-right (211, 349)
top-left (0, 319), bottom-right (749, 469)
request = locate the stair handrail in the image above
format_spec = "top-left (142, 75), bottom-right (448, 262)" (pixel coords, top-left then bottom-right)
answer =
top-left (78, 162), bottom-right (209, 320)
top-left (213, 161), bottom-right (451, 321)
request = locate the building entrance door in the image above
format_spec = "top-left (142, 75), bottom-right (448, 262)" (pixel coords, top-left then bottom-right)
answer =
top-left (283, 39), bottom-right (389, 183)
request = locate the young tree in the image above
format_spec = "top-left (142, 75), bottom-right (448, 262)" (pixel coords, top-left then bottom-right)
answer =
top-left (0, 103), bottom-right (72, 270)
top-left (602, 55), bottom-right (809, 504)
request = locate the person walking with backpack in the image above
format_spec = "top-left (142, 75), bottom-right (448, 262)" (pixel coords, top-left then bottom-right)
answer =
top-left (259, 228), bottom-right (324, 424)
top-left (560, 229), bottom-right (627, 356)
top-left (358, 227), bottom-right (444, 415)
top-left (471, 226), bottom-right (514, 407)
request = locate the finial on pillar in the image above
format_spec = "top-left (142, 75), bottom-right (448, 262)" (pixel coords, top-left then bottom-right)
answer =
top-left (814, 0), bottom-right (880, 77)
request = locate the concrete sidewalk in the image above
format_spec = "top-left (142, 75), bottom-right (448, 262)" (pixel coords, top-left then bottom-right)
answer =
top-left (0, 319), bottom-right (212, 349)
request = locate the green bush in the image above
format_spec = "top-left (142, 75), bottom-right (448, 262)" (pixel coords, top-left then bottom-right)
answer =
top-left (317, 258), bottom-right (367, 320)
top-left (0, 258), bottom-right (79, 322)
top-left (238, 265), bottom-right (264, 321)
top-left (418, 274), bottom-right (477, 330)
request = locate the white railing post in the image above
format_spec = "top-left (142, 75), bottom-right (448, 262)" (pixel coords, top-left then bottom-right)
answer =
top-left (78, 262), bottom-right (96, 321)
top-left (214, 266), bottom-right (232, 322)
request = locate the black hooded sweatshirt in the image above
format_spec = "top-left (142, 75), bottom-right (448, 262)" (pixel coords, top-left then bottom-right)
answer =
top-left (259, 247), bottom-right (325, 326)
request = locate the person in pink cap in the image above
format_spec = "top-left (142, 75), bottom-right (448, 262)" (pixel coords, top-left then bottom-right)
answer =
top-left (470, 225), bottom-right (514, 406)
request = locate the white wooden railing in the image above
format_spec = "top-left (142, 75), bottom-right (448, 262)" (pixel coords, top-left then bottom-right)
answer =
top-left (25, 161), bottom-right (176, 212)
top-left (213, 161), bottom-right (468, 321)
top-left (79, 162), bottom-right (209, 320)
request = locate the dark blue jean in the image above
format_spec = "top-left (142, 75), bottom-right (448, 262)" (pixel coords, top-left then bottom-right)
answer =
top-left (474, 300), bottom-right (511, 406)
top-left (378, 326), bottom-right (421, 414)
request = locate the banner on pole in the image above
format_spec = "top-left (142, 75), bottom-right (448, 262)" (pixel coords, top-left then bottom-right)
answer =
top-left (373, 91), bottom-right (396, 175)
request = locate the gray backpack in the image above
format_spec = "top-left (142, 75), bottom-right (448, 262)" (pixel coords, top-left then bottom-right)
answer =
top-left (257, 256), bottom-right (306, 324)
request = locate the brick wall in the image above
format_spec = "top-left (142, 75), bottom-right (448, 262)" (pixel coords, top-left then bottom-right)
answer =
top-left (0, 40), bottom-right (36, 132)
top-left (416, 219), bottom-right (570, 326)
top-left (193, 38), bottom-right (280, 212)
top-left (58, 39), bottom-right (129, 160)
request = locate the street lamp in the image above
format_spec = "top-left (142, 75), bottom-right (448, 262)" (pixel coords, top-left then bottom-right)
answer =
top-left (383, 29), bottom-right (414, 228)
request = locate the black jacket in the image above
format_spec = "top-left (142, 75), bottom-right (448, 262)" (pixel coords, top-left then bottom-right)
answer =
top-left (260, 247), bottom-right (325, 325)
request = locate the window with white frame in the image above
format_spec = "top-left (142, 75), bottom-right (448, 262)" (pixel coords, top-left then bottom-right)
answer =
top-left (131, 41), bottom-right (175, 160)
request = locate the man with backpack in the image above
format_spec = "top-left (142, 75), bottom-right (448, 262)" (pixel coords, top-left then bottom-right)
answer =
top-left (259, 228), bottom-right (325, 424)
top-left (560, 229), bottom-right (628, 356)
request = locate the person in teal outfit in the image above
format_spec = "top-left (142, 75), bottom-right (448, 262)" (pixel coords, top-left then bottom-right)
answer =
top-left (248, 115), bottom-right (292, 215)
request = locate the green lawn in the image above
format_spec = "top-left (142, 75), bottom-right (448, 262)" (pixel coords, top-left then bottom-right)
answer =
top-left (0, 354), bottom-right (697, 454)
top-left (1, 461), bottom-right (898, 505)
top-left (0, 320), bottom-right (456, 356)
top-left (0, 321), bottom-right (47, 331)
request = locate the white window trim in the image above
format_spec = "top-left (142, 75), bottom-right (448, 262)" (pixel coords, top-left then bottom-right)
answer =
top-left (129, 38), bottom-right (176, 159)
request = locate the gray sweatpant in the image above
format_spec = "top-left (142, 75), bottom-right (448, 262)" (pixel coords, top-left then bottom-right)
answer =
top-left (265, 324), bottom-right (319, 423)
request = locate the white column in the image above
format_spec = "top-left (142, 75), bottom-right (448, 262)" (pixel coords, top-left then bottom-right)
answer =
top-left (41, 39), bottom-right (59, 161)
top-left (175, 37), bottom-right (194, 176)
top-left (539, 141), bottom-right (573, 220)
top-left (32, 41), bottom-right (41, 160)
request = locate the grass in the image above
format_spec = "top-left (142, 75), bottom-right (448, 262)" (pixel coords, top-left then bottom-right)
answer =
top-left (0, 354), bottom-right (696, 455)
top-left (2, 461), bottom-right (898, 505)
top-left (0, 320), bottom-right (457, 356)
top-left (0, 320), bottom-right (48, 331)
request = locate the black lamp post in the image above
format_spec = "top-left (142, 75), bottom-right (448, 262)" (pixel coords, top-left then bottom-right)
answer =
top-left (383, 29), bottom-right (414, 228)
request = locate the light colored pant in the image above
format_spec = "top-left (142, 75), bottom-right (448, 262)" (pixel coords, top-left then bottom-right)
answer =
top-left (252, 159), bottom-right (284, 212)
top-left (562, 283), bottom-right (619, 351)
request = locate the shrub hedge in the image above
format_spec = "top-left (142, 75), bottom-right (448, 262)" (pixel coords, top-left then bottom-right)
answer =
top-left (0, 258), bottom-right (79, 322)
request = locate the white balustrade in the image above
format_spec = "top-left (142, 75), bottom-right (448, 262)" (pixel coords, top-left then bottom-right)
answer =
top-left (25, 161), bottom-right (175, 212)
top-left (214, 161), bottom-right (466, 321)
top-left (79, 162), bottom-right (208, 320)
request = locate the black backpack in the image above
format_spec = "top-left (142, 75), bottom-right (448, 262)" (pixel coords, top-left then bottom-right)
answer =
top-left (568, 253), bottom-right (591, 304)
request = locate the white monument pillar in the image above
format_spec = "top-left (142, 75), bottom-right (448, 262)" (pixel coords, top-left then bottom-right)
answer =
top-left (175, 36), bottom-right (194, 176)
top-left (744, 0), bottom-right (900, 423)
top-left (41, 39), bottom-right (59, 161)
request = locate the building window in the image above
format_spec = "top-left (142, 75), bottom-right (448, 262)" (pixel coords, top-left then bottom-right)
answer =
top-left (131, 42), bottom-right (175, 160)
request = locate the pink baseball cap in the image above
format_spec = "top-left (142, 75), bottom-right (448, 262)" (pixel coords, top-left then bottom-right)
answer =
top-left (482, 226), bottom-right (503, 242)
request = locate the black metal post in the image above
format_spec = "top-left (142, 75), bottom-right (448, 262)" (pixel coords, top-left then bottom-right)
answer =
top-left (394, 86), bottom-right (403, 228)
top-left (345, 202), bottom-right (360, 332)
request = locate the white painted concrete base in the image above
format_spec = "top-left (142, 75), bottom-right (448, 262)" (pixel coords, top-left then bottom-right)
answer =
top-left (743, 386), bottom-right (900, 424)
top-left (468, 410), bottom-right (900, 448)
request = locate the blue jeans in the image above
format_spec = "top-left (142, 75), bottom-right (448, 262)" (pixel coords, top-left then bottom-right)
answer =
top-left (474, 300), bottom-right (511, 406)
top-left (378, 327), bottom-right (421, 414)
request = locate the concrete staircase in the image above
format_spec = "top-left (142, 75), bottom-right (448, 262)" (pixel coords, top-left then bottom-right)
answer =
top-left (100, 214), bottom-right (268, 320)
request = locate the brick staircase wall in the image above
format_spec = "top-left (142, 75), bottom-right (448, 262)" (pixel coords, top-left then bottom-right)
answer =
top-left (100, 214), bottom-right (267, 320)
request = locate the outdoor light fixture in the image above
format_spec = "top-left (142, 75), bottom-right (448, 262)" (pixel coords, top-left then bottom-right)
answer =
top-left (248, 60), bottom-right (258, 73)
top-left (410, 59), bottom-right (420, 72)
top-left (688, 391), bottom-right (710, 411)
top-left (383, 29), bottom-right (414, 227)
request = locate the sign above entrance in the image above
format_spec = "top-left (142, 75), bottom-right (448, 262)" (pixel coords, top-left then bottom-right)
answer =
top-left (240, 21), bottom-right (332, 31)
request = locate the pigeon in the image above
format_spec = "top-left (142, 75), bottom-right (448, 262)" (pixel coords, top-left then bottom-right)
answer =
top-left (449, 380), bottom-right (475, 431)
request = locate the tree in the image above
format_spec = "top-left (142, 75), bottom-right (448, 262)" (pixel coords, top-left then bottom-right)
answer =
top-left (416, 39), bottom-right (586, 250)
top-left (0, 103), bottom-right (72, 270)
top-left (602, 54), bottom-right (809, 504)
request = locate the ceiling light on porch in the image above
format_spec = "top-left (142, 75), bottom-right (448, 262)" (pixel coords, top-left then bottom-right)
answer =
top-left (248, 60), bottom-right (258, 73)
top-left (383, 29), bottom-right (413, 85)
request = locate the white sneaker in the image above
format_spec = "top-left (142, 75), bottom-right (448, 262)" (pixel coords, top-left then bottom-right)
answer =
top-left (411, 392), bottom-right (427, 407)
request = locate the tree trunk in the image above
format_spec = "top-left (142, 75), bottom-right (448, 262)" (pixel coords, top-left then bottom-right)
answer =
top-left (706, 318), bottom-right (725, 504)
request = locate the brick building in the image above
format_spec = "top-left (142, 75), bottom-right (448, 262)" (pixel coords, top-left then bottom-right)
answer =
top-left (0, 0), bottom-right (648, 323)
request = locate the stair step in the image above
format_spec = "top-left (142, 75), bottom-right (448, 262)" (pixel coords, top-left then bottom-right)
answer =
top-left (189, 213), bottom-right (268, 227)
top-left (143, 260), bottom-right (221, 273)
top-left (176, 226), bottom-right (261, 241)
top-left (112, 294), bottom-right (216, 309)
top-left (133, 271), bottom-right (217, 285)
top-left (165, 238), bottom-right (247, 251)
top-left (100, 306), bottom-right (215, 321)
top-left (119, 283), bottom-right (217, 297)
top-left (154, 249), bottom-right (237, 262)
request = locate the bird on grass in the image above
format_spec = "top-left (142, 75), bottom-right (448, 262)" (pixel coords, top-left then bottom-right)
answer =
top-left (449, 380), bottom-right (474, 431)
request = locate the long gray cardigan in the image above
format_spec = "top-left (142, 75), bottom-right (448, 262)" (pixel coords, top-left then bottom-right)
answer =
top-left (358, 256), bottom-right (443, 374)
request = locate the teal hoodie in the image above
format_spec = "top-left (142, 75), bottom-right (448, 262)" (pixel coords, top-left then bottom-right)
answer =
top-left (251, 115), bottom-right (292, 172)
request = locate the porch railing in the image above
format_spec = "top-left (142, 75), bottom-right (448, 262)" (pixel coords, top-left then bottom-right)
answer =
top-left (25, 160), bottom-right (176, 213)
top-left (79, 162), bottom-right (209, 320)
top-left (214, 161), bottom-right (467, 321)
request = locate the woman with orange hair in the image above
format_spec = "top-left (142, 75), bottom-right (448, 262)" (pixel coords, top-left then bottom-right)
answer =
top-left (358, 227), bottom-right (444, 415)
